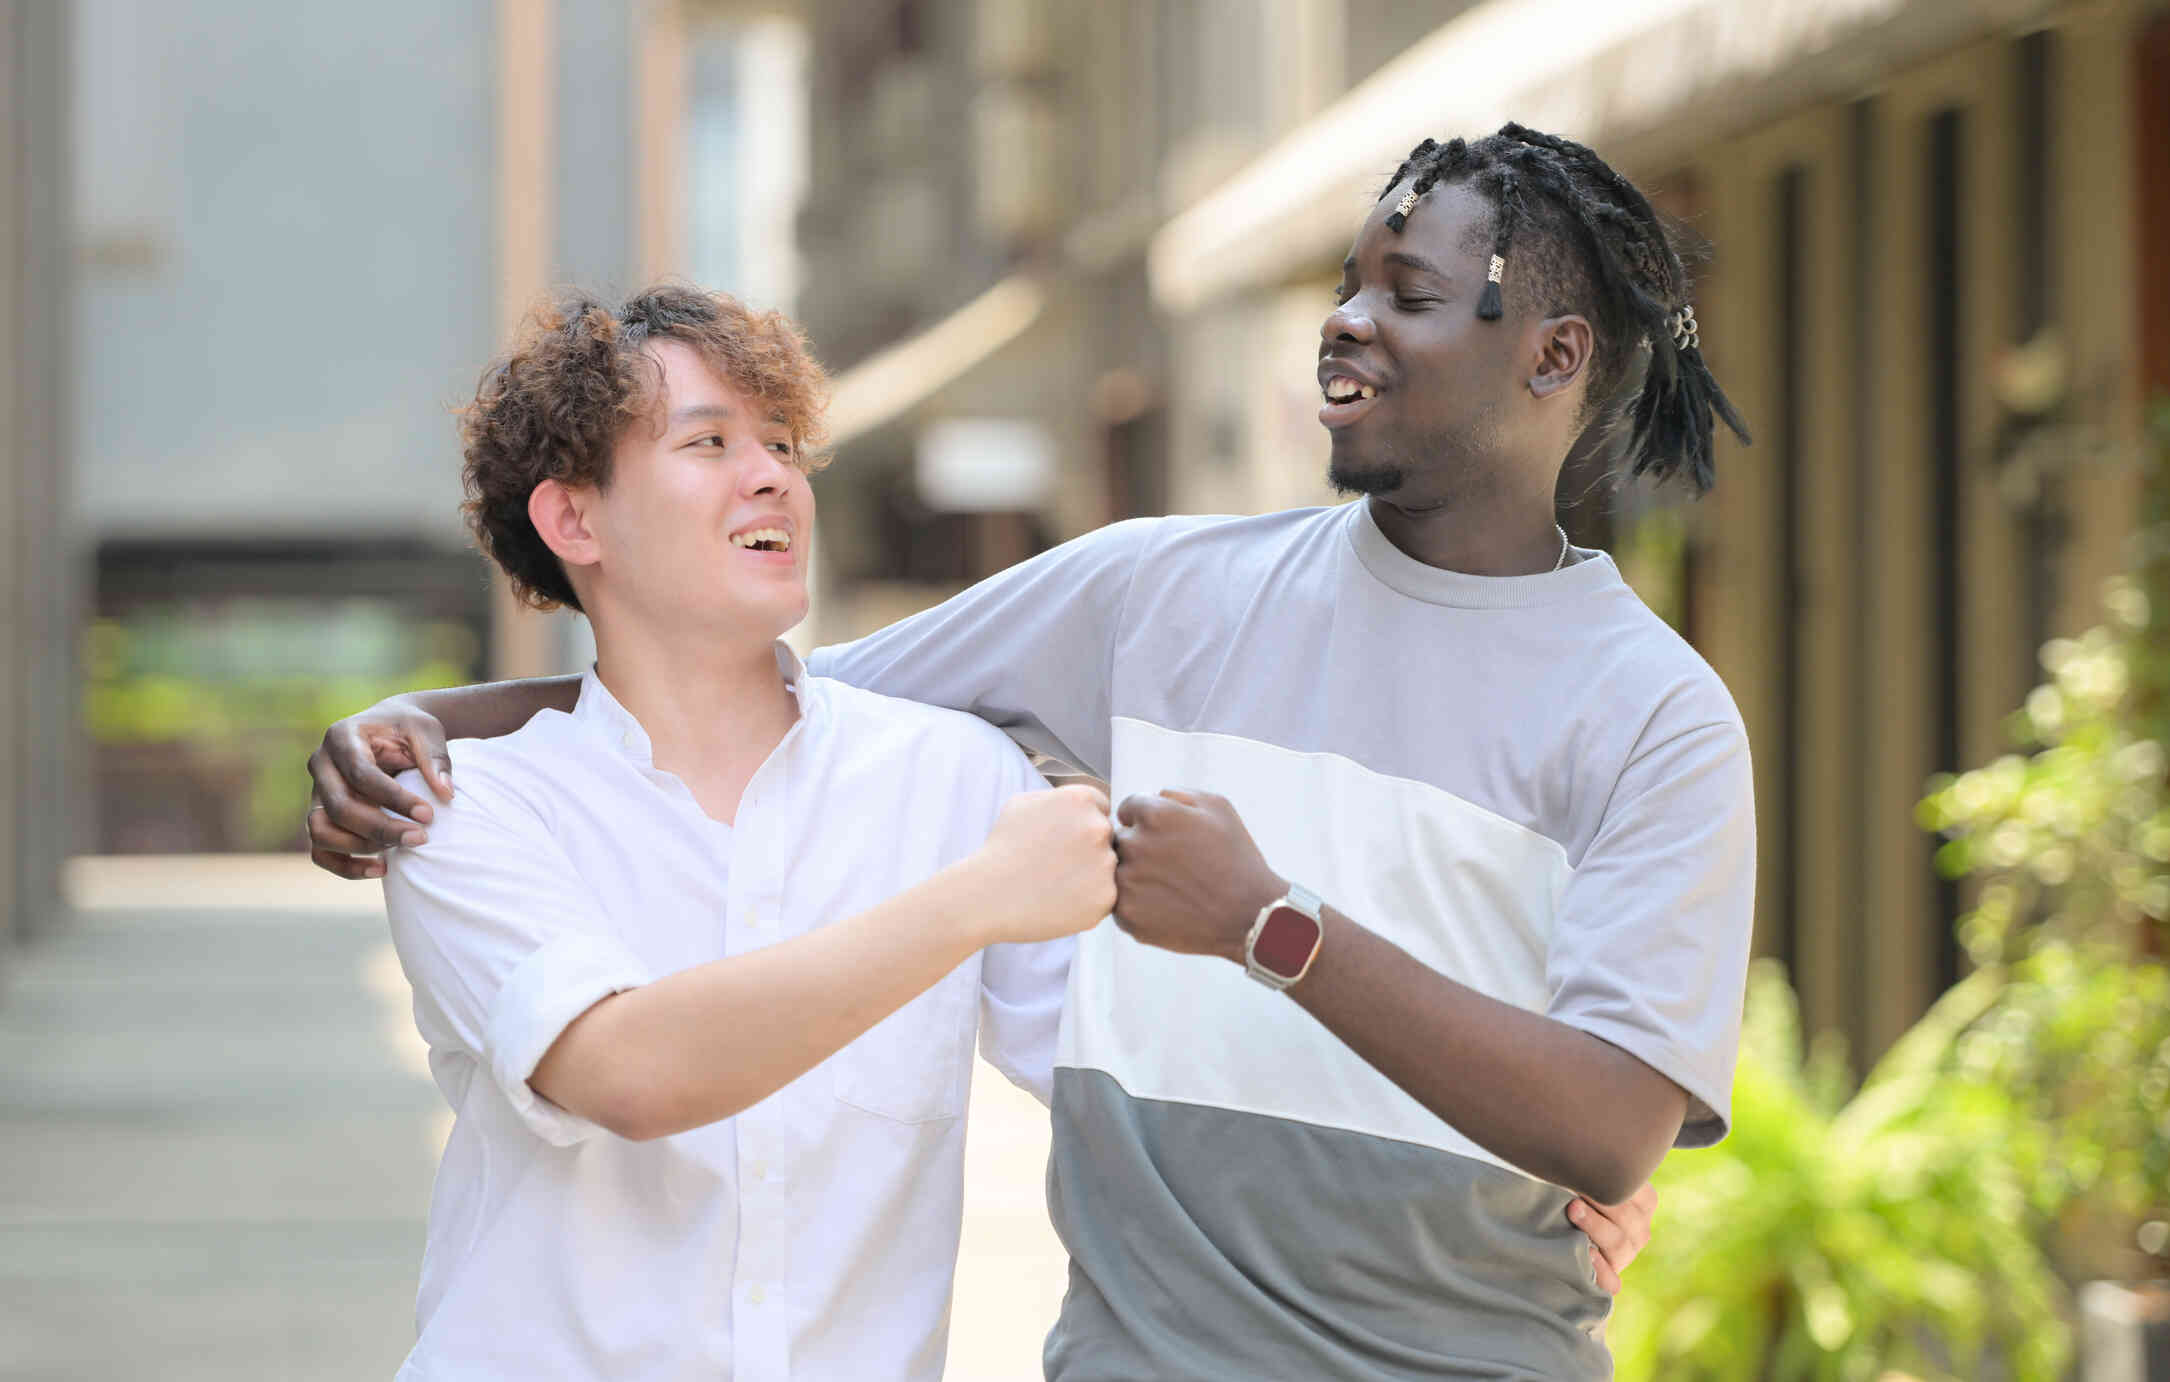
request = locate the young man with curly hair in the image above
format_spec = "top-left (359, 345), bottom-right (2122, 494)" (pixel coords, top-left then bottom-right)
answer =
top-left (369, 284), bottom-right (1118, 1380)
top-left (315, 123), bottom-right (1743, 1380)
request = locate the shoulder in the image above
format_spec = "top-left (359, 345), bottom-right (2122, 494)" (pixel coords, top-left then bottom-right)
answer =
top-left (1124, 508), bottom-right (1356, 615)
top-left (390, 712), bottom-right (593, 837)
top-left (1547, 581), bottom-right (1751, 797)
top-left (817, 681), bottom-right (1042, 785)
top-left (1642, 622), bottom-right (1744, 737)
top-left (1132, 506), bottom-right (1343, 562)
top-left (1582, 578), bottom-right (1745, 735)
top-left (1043, 509), bottom-right (1328, 570)
top-left (1090, 508), bottom-right (1349, 628)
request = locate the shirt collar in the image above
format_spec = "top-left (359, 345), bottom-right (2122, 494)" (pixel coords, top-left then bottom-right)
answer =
top-left (1344, 499), bottom-right (1622, 609)
top-left (573, 641), bottom-right (819, 765)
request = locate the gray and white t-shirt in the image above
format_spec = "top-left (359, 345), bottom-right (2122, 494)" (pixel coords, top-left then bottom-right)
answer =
top-left (810, 499), bottom-right (1756, 1380)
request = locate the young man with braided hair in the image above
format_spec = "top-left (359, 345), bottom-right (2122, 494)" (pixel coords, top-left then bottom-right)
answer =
top-left (311, 124), bottom-right (1751, 1378)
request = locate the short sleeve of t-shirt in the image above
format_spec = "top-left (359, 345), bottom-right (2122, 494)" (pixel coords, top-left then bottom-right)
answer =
top-left (1544, 716), bottom-right (1756, 1147)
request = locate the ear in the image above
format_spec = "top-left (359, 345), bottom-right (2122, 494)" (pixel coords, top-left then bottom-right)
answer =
top-left (1528, 314), bottom-right (1594, 403)
top-left (528, 478), bottom-right (602, 572)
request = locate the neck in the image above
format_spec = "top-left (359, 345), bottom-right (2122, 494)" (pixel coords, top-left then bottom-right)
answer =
top-left (1366, 495), bottom-right (1563, 575)
top-left (589, 614), bottom-right (799, 786)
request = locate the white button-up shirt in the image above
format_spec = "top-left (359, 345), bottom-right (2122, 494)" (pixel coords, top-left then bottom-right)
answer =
top-left (382, 645), bottom-right (1070, 1381)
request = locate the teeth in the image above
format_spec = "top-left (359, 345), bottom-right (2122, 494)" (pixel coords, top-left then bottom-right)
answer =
top-left (1360, 385), bottom-right (1376, 399)
top-left (1323, 375), bottom-right (1375, 404)
top-left (730, 528), bottom-right (792, 551)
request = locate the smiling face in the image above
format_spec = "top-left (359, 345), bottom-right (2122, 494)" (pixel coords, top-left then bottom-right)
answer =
top-left (1320, 179), bottom-right (1541, 509)
top-left (565, 339), bottom-right (815, 645)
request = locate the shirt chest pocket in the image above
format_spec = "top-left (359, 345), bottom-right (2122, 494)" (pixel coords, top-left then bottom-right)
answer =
top-left (831, 956), bottom-right (977, 1124)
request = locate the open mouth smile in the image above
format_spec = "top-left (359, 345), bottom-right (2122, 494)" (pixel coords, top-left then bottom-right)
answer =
top-left (727, 523), bottom-right (796, 559)
top-left (1317, 368), bottom-right (1384, 428)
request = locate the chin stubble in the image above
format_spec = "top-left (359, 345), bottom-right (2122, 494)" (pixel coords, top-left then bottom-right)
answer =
top-left (1327, 458), bottom-right (1406, 496)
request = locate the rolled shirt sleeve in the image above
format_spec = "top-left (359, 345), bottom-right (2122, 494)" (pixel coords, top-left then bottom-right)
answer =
top-left (807, 516), bottom-right (1164, 779)
top-left (1544, 717), bottom-right (1757, 1148)
top-left (382, 747), bottom-right (650, 1147)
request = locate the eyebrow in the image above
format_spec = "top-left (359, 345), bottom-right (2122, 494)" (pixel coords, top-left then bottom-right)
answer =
top-left (668, 404), bottom-right (735, 426)
top-left (1384, 251), bottom-right (1449, 278)
top-left (1339, 251), bottom-right (1452, 279)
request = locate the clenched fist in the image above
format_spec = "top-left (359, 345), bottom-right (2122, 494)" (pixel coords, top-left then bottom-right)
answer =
top-left (962, 785), bottom-right (1118, 945)
top-left (1112, 790), bottom-right (1285, 962)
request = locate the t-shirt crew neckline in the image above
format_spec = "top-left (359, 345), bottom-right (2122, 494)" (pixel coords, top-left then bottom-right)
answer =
top-left (1345, 499), bottom-right (1621, 610)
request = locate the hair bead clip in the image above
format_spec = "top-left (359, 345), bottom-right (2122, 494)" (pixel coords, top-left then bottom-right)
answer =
top-left (1669, 304), bottom-right (1700, 352)
top-left (1475, 253), bottom-right (1507, 320)
top-left (1385, 188), bottom-right (1419, 232)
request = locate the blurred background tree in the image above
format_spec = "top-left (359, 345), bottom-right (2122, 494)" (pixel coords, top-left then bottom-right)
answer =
top-left (1918, 398), bottom-right (2170, 1287)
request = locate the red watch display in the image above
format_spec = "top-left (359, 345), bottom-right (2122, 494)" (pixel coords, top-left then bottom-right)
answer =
top-left (1243, 883), bottom-right (1324, 990)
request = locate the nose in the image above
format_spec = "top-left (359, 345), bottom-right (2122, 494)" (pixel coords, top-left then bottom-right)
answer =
top-left (741, 444), bottom-right (797, 497)
top-left (1321, 297), bottom-right (1374, 347)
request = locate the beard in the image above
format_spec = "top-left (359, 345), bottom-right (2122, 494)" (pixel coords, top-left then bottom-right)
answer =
top-left (1328, 455), bottom-right (1405, 495)
top-left (1325, 400), bottom-right (1505, 503)
top-left (1326, 427), bottom-right (1417, 496)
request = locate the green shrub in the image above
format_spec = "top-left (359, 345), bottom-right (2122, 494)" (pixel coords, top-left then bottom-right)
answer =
top-left (1610, 962), bottom-right (2069, 1382)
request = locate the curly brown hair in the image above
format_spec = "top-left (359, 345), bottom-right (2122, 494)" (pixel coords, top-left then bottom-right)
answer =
top-left (459, 284), bottom-right (831, 612)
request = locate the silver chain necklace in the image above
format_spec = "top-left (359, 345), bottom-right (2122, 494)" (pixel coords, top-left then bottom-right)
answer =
top-left (1552, 524), bottom-right (1571, 572)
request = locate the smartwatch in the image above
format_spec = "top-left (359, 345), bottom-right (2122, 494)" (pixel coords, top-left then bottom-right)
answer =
top-left (1243, 882), bottom-right (1324, 991)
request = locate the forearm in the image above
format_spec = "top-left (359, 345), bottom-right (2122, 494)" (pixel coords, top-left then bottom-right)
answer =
top-left (1289, 907), bottom-right (1686, 1203)
top-left (399, 676), bottom-right (581, 742)
top-left (534, 857), bottom-right (995, 1140)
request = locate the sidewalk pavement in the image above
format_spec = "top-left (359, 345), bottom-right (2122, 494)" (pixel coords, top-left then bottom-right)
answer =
top-left (0, 856), bottom-right (1066, 1381)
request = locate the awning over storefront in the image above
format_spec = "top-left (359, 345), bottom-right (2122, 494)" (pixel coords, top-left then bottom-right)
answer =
top-left (1147, 0), bottom-right (2054, 313)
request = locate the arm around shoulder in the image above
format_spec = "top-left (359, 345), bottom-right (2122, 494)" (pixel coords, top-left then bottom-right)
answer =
top-left (807, 517), bottom-right (1168, 777)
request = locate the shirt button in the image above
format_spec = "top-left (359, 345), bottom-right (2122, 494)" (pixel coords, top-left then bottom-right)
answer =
top-left (619, 732), bottom-right (639, 752)
top-left (749, 1284), bottom-right (767, 1305)
top-left (748, 1160), bottom-right (767, 1181)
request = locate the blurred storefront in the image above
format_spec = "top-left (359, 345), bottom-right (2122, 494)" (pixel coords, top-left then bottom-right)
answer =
top-left (799, 0), bottom-right (2170, 1064)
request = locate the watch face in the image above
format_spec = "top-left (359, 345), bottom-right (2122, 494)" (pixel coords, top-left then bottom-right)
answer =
top-left (1253, 905), bottom-right (1322, 978)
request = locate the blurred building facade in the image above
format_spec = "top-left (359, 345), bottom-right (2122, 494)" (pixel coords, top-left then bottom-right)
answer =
top-left (793, 0), bottom-right (1442, 643)
top-left (60, 0), bottom-right (804, 858)
top-left (795, 0), bottom-right (2170, 1064)
top-left (3, 1), bottom-right (78, 956)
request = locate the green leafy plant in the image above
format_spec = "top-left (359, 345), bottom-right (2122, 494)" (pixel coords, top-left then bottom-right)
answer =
top-left (1610, 961), bottom-right (2070, 1382)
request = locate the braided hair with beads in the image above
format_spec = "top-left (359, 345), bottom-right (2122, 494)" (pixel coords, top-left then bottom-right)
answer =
top-left (1377, 123), bottom-right (1751, 493)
